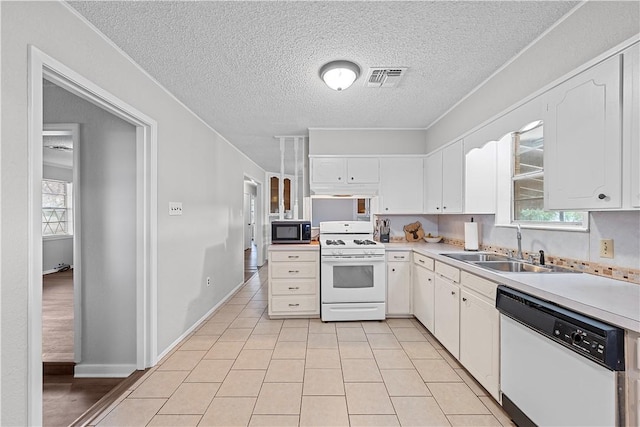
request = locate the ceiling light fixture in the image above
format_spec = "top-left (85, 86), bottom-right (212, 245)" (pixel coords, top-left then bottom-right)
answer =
top-left (319, 60), bottom-right (360, 91)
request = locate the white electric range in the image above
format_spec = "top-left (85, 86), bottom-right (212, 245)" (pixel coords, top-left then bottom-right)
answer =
top-left (319, 221), bottom-right (386, 321)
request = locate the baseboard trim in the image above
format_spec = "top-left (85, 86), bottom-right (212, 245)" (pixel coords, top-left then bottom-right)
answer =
top-left (70, 369), bottom-right (147, 427)
top-left (156, 279), bottom-right (246, 362)
top-left (74, 364), bottom-right (136, 378)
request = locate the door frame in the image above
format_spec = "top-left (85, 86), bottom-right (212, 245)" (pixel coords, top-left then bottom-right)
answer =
top-left (244, 174), bottom-right (264, 266)
top-left (28, 46), bottom-right (158, 424)
top-left (42, 123), bottom-right (82, 363)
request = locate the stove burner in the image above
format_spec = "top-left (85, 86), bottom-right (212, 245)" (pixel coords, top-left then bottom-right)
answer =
top-left (326, 239), bottom-right (345, 245)
top-left (354, 239), bottom-right (378, 245)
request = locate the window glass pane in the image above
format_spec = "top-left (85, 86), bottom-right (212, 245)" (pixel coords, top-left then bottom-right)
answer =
top-left (42, 179), bottom-right (72, 236)
top-left (514, 124), bottom-right (543, 176)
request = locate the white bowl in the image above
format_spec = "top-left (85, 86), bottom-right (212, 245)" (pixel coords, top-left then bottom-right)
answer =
top-left (424, 236), bottom-right (443, 243)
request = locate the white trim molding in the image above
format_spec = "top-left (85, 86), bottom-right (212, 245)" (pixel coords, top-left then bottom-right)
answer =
top-left (28, 45), bottom-right (158, 425)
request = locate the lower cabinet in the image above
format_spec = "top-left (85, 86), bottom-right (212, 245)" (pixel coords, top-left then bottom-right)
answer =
top-left (386, 251), bottom-right (412, 316)
top-left (434, 274), bottom-right (461, 359)
top-left (268, 248), bottom-right (319, 318)
top-left (460, 289), bottom-right (500, 400)
top-left (412, 252), bottom-right (435, 331)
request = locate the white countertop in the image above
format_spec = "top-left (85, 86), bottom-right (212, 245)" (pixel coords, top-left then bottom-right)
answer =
top-left (385, 242), bottom-right (640, 333)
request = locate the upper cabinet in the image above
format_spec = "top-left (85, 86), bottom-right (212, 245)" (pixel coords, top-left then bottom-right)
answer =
top-left (310, 157), bottom-right (379, 194)
top-left (544, 55), bottom-right (622, 210)
top-left (379, 157), bottom-right (424, 213)
top-left (465, 140), bottom-right (498, 214)
top-left (424, 140), bottom-right (463, 214)
top-left (623, 45), bottom-right (640, 208)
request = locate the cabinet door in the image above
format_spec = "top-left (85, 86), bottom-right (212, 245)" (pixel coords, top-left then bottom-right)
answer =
top-left (387, 261), bottom-right (411, 315)
top-left (434, 275), bottom-right (460, 358)
top-left (412, 263), bottom-right (435, 332)
top-left (465, 140), bottom-right (497, 214)
top-left (311, 158), bottom-right (346, 184)
top-left (441, 141), bottom-right (464, 213)
top-left (460, 289), bottom-right (500, 400)
top-left (624, 45), bottom-right (640, 208)
top-left (545, 55), bottom-right (622, 210)
top-left (347, 158), bottom-right (379, 184)
top-left (424, 152), bottom-right (443, 213)
top-left (380, 157), bottom-right (424, 213)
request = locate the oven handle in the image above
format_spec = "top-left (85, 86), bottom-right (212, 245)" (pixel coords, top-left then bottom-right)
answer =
top-left (322, 256), bottom-right (385, 262)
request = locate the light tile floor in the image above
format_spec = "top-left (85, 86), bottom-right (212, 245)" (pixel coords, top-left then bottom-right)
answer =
top-left (91, 268), bottom-right (514, 427)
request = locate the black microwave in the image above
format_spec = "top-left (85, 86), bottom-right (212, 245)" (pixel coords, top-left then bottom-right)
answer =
top-left (271, 220), bottom-right (312, 244)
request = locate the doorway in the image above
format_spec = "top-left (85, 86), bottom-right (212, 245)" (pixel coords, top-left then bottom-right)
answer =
top-left (28, 47), bottom-right (158, 425)
top-left (243, 176), bottom-right (261, 281)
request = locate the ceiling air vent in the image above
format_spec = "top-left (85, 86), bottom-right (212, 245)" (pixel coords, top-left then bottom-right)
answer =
top-left (365, 67), bottom-right (407, 88)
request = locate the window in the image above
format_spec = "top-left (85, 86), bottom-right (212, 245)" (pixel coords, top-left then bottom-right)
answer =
top-left (511, 121), bottom-right (587, 228)
top-left (42, 179), bottom-right (73, 237)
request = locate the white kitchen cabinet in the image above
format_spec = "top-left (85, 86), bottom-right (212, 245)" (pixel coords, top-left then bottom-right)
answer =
top-left (386, 251), bottom-right (412, 316)
top-left (412, 252), bottom-right (435, 332)
top-left (379, 157), bottom-right (424, 213)
top-left (545, 55), bottom-right (622, 210)
top-left (268, 248), bottom-right (320, 318)
top-left (434, 264), bottom-right (460, 358)
top-left (624, 45), bottom-right (640, 208)
top-left (465, 140), bottom-right (497, 214)
top-left (459, 272), bottom-right (499, 400)
top-left (424, 140), bottom-right (463, 214)
top-left (310, 157), bottom-right (379, 184)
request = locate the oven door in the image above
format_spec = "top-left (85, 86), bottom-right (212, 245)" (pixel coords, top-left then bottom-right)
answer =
top-left (321, 256), bottom-right (386, 303)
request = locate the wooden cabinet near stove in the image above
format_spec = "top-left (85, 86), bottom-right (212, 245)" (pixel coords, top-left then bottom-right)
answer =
top-left (268, 246), bottom-right (320, 318)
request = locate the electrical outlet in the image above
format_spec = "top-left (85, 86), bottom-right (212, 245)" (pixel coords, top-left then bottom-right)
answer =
top-left (206, 277), bottom-right (211, 287)
top-left (600, 239), bottom-right (614, 258)
top-left (169, 202), bottom-right (183, 216)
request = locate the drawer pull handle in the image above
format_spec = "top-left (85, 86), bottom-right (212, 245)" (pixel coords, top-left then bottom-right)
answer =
top-left (289, 270), bottom-right (299, 273)
top-left (289, 303), bottom-right (300, 307)
top-left (288, 287), bottom-right (299, 290)
top-left (394, 256), bottom-right (403, 259)
top-left (288, 255), bottom-right (299, 259)
top-left (419, 259), bottom-right (425, 263)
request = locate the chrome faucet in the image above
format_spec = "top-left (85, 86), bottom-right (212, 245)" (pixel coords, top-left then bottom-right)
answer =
top-left (516, 224), bottom-right (523, 260)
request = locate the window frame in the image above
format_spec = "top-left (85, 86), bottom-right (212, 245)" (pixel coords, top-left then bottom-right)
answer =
top-left (42, 178), bottom-right (74, 239)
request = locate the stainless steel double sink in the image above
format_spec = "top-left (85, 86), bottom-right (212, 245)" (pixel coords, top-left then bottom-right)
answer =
top-left (444, 252), bottom-right (579, 273)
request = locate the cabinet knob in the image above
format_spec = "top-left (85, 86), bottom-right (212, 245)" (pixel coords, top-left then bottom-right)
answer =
top-left (436, 207), bottom-right (440, 210)
top-left (451, 291), bottom-right (456, 295)
top-left (428, 278), bottom-right (432, 282)
top-left (443, 206), bottom-right (447, 210)
top-left (351, 177), bottom-right (354, 180)
top-left (392, 268), bottom-right (396, 272)
top-left (338, 177), bottom-right (342, 181)
top-left (462, 297), bottom-right (467, 302)
top-left (385, 208), bottom-right (389, 211)
top-left (598, 193), bottom-right (607, 200)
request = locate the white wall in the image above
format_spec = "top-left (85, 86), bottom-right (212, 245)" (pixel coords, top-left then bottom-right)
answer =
top-left (309, 129), bottom-right (427, 155)
top-left (42, 164), bottom-right (74, 272)
top-left (1, 2), bottom-right (265, 424)
top-left (438, 212), bottom-right (640, 270)
top-left (425, 2), bottom-right (640, 151)
top-left (44, 84), bottom-right (138, 371)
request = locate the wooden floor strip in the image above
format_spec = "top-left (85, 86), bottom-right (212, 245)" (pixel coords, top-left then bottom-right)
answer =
top-left (69, 369), bottom-right (147, 427)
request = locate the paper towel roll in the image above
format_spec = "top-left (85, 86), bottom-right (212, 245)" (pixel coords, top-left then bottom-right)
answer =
top-left (464, 222), bottom-right (479, 251)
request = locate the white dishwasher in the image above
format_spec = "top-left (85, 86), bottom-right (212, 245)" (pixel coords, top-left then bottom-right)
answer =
top-left (496, 286), bottom-right (626, 427)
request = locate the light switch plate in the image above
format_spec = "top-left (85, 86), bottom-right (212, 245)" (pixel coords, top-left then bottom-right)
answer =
top-left (599, 239), bottom-right (614, 258)
top-left (169, 202), bottom-right (183, 216)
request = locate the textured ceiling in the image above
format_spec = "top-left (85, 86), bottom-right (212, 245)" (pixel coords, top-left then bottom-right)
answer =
top-left (68, 1), bottom-right (577, 173)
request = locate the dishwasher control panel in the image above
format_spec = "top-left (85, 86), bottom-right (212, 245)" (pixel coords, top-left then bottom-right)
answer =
top-left (553, 320), bottom-right (607, 364)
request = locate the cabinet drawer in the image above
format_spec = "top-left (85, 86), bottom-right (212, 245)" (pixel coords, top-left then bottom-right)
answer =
top-left (461, 271), bottom-right (497, 301)
top-left (271, 262), bottom-right (316, 279)
top-left (413, 252), bottom-right (434, 271)
top-left (270, 251), bottom-right (318, 263)
top-left (271, 295), bottom-right (317, 313)
top-left (271, 279), bottom-right (317, 296)
top-left (435, 261), bottom-right (460, 283)
top-left (387, 251), bottom-right (411, 262)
